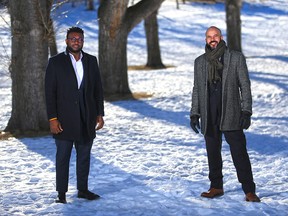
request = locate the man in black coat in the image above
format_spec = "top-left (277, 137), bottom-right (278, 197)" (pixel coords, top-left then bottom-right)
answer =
top-left (45, 27), bottom-right (104, 204)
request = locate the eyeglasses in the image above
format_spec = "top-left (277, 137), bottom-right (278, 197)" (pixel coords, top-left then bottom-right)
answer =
top-left (67, 37), bottom-right (84, 43)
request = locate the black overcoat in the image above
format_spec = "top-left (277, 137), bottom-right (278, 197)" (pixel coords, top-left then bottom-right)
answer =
top-left (45, 50), bottom-right (104, 141)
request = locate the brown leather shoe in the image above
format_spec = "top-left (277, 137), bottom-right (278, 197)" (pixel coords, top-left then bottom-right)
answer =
top-left (201, 188), bottom-right (224, 198)
top-left (245, 192), bottom-right (261, 202)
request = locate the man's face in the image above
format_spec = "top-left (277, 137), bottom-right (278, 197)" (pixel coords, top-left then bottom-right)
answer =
top-left (65, 32), bottom-right (84, 53)
top-left (205, 28), bottom-right (223, 49)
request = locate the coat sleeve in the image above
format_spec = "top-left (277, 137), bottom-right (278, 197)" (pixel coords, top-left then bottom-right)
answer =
top-left (237, 53), bottom-right (252, 114)
top-left (45, 58), bottom-right (58, 120)
top-left (93, 56), bottom-right (105, 116)
top-left (190, 57), bottom-right (201, 117)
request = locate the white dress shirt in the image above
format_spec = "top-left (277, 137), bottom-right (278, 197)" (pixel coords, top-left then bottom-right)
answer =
top-left (69, 52), bottom-right (83, 89)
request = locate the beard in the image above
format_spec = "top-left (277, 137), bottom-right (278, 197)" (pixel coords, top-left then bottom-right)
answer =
top-left (67, 45), bottom-right (82, 54)
top-left (208, 40), bottom-right (219, 49)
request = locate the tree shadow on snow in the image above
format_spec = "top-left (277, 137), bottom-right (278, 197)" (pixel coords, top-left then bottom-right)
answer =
top-left (242, 2), bottom-right (287, 16)
top-left (247, 55), bottom-right (288, 63)
top-left (111, 99), bottom-right (190, 128)
top-left (17, 136), bottom-right (208, 215)
top-left (112, 98), bottom-right (288, 155)
top-left (249, 71), bottom-right (288, 92)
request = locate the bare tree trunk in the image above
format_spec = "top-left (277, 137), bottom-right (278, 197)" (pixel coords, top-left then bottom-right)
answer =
top-left (71, 0), bottom-right (76, 8)
top-left (48, 18), bottom-right (58, 57)
top-left (98, 1), bottom-right (131, 99)
top-left (86, 0), bottom-right (95, 10)
top-left (144, 10), bottom-right (165, 69)
top-left (226, 0), bottom-right (242, 52)
top-left (0, 0), bottom-right (8, 6)
top-left (6, 0), bottom-right (53, 135)
top-left (98, 0), bottom-right (165, 99)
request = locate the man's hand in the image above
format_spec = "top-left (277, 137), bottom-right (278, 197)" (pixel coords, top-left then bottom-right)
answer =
top-left (96, 115), bottom-right (104, 130)
top-left (239, 111), bottom-right (251, 129)
top-left (49, 119), bottom-right (63, 134)
top-left (190, 115), bottom-right (200, 134)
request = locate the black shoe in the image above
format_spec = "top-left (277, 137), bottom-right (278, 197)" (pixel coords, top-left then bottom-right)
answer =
top-left (78, 190), bottom-right (100, 200)
top-left (55, 192), bottom-right (67, 204)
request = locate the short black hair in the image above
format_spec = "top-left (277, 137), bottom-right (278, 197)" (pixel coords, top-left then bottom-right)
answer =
top-left (66, 27), bottom-right (84, 38)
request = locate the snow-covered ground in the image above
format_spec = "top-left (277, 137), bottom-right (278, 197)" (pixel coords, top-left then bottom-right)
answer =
top-left (0, 0), bottom-right (287, 215)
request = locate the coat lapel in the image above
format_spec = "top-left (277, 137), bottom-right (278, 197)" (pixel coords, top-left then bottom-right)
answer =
top-left (64, 51), bottom-right (79, 88)
top-left (81, 52), bottom-right (89, 94)
top-left (203, 54), bottom-right (208, 83)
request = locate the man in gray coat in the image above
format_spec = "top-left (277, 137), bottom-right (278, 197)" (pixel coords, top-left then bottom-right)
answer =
top-left (190, 26), bottom-right (260, 202)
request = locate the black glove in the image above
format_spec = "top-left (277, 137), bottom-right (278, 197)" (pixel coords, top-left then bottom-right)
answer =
top-left (239, 111), bottom-right (251, 129)
top-left (190, 115), bottom-right (200, 134)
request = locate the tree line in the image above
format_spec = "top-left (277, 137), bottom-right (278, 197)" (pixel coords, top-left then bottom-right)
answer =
top-left (3, 0), bottom-right (242, 136)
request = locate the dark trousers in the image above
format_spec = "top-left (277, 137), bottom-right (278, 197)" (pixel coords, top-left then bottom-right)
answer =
top-left (204, 124), bottom-right (256, 194)
top-left (55, 139), bottom-right (93, 193)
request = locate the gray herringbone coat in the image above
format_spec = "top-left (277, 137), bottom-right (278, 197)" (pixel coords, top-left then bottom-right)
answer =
top-left (190, 48), bottom-right (252, 135)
